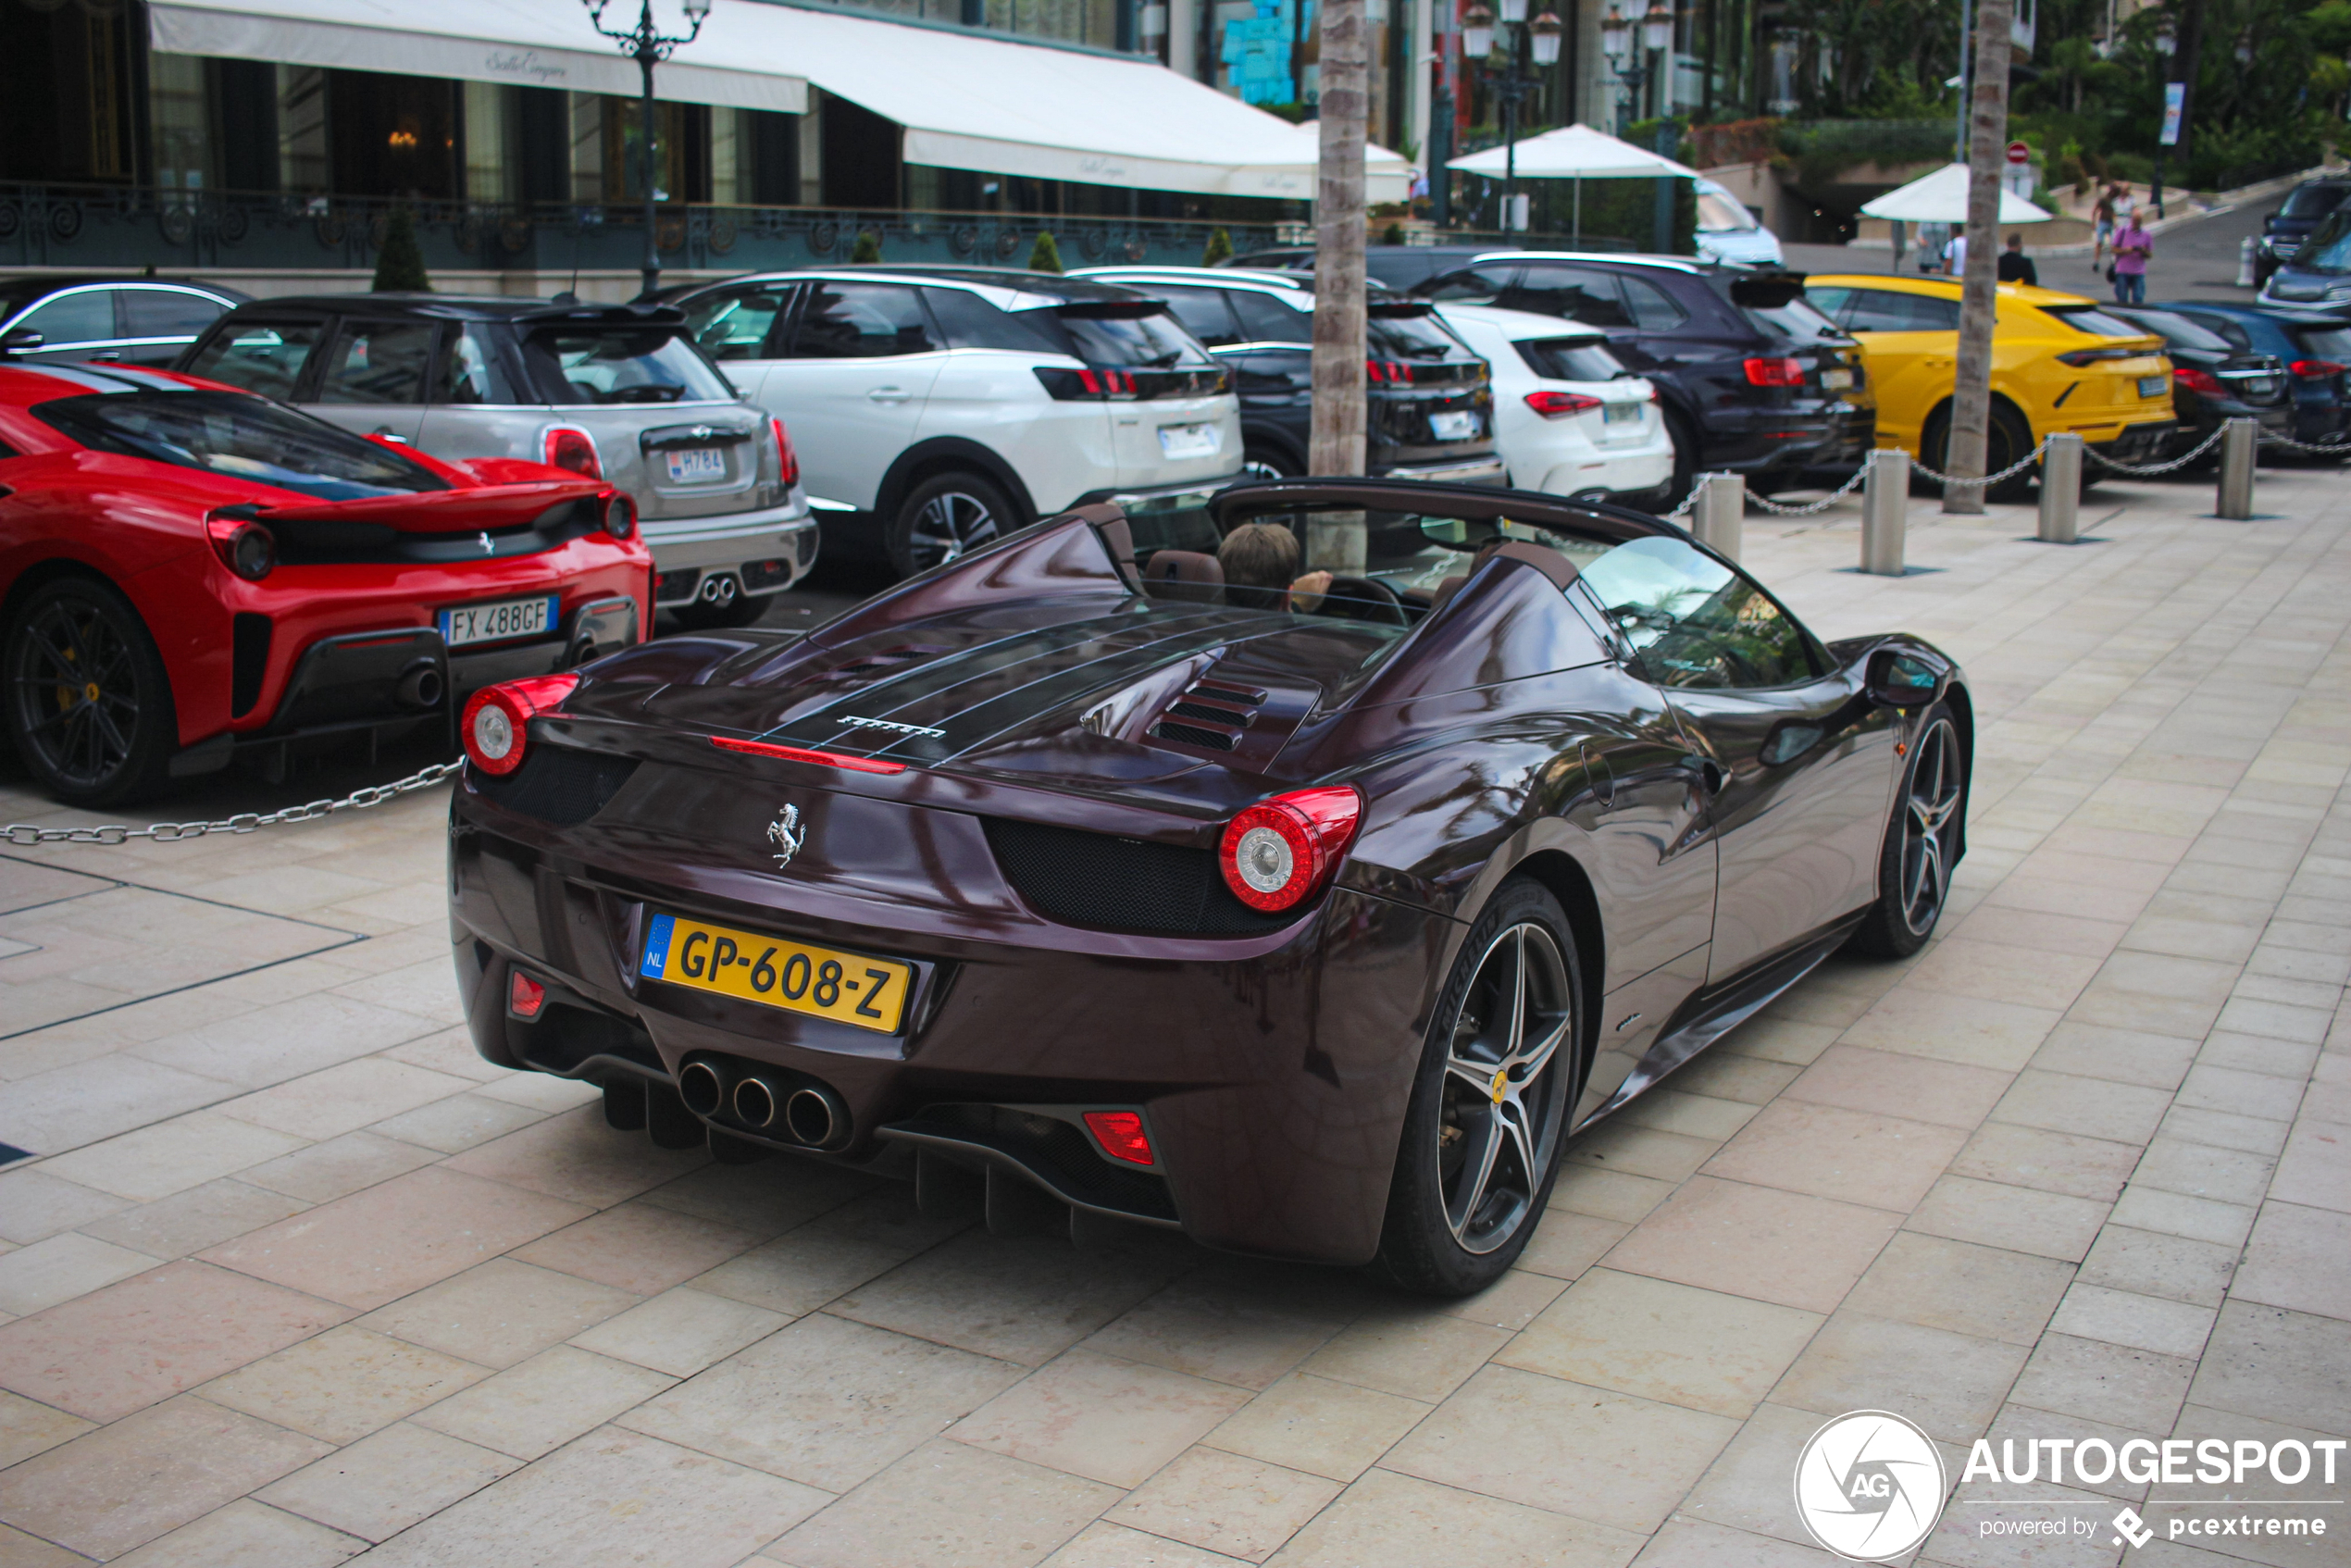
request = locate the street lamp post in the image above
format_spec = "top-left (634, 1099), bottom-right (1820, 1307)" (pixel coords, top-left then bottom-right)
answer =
top-left (583, 0), bottom-right (713, 299)
top-left (1598, 0), bottom-right (1675, 131)
top-left (2149, 17), bottom-right (2176, 219)
top-left (1461, 0), bottom-right (1563, 232)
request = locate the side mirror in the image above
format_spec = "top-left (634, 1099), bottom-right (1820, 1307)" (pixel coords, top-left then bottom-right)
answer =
top-left (1866, 647), bottom-right (1947, 708)
top-left (0, 328), bottom-right (44, 355)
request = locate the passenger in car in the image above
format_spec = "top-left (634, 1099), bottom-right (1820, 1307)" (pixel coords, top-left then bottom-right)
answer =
top-left (1217, 520), bottom-right (1334, 612)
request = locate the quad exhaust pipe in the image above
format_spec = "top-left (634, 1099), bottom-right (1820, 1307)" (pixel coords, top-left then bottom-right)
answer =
top-left (677, 1057), bottom-right (848, 1149)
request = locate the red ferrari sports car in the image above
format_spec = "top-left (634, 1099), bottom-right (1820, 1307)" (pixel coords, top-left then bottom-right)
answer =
top-left (0, 363), bottom-right (651, 804)
top-left (447, 481), bottom-right (1969, 1296)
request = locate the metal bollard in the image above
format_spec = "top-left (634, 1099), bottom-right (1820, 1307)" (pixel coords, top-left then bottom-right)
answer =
top-left (1693, 472), bottom-right (1745, 561)
top-left (1860, 451), bottom-right (1908, 575)
top-left (2238, 236), bottom-right (2258, 289)
top-left (2038, 433), bottom-right (2083, 542)
top-left (2217, 417), bottom-right (2258, 520)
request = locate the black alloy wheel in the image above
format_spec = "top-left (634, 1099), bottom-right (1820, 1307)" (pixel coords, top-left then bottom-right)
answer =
top-left (1848, 711), bottom-right (1966, 959)
top-left (889, 473), bottom-right (1014, 579)
top-left (1240, 446), bottom-right (1299, 483)
top-left (1921, 404), bottom-right (2035, 504)
top-left (4, 577), bottom-right (177, 806)
top-left (1376, 877), bottom-right (1583, 1294)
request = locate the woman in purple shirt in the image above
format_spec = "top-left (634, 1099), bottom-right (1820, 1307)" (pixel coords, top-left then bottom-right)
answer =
top-left (2112, 218), bottom-right (2153, 304)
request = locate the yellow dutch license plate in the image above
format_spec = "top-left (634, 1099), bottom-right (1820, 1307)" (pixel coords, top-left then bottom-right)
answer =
top-left (639, 912), bottom-right (913, 1033)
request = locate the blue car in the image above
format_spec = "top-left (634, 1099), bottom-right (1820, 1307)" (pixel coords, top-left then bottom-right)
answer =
top-left (2149, 300), bottom-right (2351, 452)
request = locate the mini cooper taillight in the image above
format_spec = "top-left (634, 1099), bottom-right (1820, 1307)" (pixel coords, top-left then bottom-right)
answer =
top-left (771, 417), bottom-right (800, 488)
top-left (601, 491), bottom-right (637, 540)
top-left (1218, 784), bottom-right (1362, 913)
top-left (462, 673), bottom-right (578, 776)
top-left (543, 426), bottom-right (602, 479)
top-left (205, 509), bottom-right (275, 581)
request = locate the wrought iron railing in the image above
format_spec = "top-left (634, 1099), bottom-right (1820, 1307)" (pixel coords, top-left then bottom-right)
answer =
top-left (0, 183), bottom-right (1279, 277)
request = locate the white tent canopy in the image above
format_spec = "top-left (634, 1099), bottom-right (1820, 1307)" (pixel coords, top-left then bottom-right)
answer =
top-left (151, 0), bottom-right (1410, 200)
top-left (1860, 163), bottom-right (2053, 224)
top-left (1446, 122), bottom-right (1699, 180)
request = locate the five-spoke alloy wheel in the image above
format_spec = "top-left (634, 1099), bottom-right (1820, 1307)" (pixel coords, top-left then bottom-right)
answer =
top-left (1849, 707), bottom-right (1967, 959)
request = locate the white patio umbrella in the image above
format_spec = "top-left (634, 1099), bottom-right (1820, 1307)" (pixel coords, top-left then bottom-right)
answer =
top-left (1860, 162), bottom-right (2053, 224)
top-left (1446, 122), bottom-right (1700, 238)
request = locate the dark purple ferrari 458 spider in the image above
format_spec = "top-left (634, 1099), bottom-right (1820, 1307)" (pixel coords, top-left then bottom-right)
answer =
top-left (448, 479), bottom-right (1969, 1295)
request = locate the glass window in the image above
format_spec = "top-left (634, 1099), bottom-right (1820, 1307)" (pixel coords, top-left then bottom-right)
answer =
top-left (16, 291), bottom-right (117, 346)
top-left (183, 319), bottom-right (326, 400)
top-left (1367, 307), bottom-right (1473, 362)
top-left (2282, 184), bottom-right (2351, 218)
top-left (434, 324), bottom-right (522, 404)
top-left (1514, 337), bottom-right (1629, 381)
top-left (1120, 284), bottom-right (1240, 347)
top-left (2110, 309), bottom-right (2234, 354)
top-left (1621, 276), bottom-right (1691, 330)
top-left (2293, 325), bottom-right (2351, 361)
top-left (317, 321), bottom-right (439, 404)
top-left (33, 389), bottom-right (448, 500)
top-left (683, 287), bottom-right (791, 361)
top-left (1230, 290), bottom-right (1312, 343)
top-left (1804, 286), bottom-right (1854, 322)
top-left (119, 289), bottom-right (229, 339)
top-left (1695, 188), bottom-right (1760, 231)
top-left (521, 328), bottom-right (736, 404)
top-left (789, 282), bottom-right (938, 357)
top-left (1577, 535), bottom-right (1817, 689)
top-left (2045, 304), bottom-right (2160, 339)
top-left (1843, 291), bottom-right (1960, 332)
top-left (1050, 308), bottom-right (1217, 367)
top-left (1507, 268), bottom-right (1633, 328)
top-left (1420, 266), bottom-right (1520, 304)
top-left (2171, 312), bottom-right (2254, 352)
top-left (1743, 295), bottom-right (1843, 342)
top-left (924, 288), bottom-right (1064, 353)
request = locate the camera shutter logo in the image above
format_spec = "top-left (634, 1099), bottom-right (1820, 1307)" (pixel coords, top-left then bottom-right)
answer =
top-left (1794, 1410), bottom-right (1947, 1561)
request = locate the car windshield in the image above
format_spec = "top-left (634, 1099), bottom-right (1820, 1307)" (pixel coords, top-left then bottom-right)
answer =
top-left (521, 327), bottom-right (735, 404)
top-left (1515, 336), bottom-right (1630, 380)
top-left (2282, 185), bottom-right (2350, 219)
top-left (1040, 307), bottom-right (1217, 368)
top-left (2296, 211), bottom-right (2351, 274)
top-left (2044, 304), bottom-right (2160, 339)
top-left (1743, 295), bottom-right (1845, 342)
top-left (2112, 310), bottom-right (2234, 353)
top-left (34, 389), bottom-right (448, 499)
top-left (1696, 188), bottom-right (1760, 232)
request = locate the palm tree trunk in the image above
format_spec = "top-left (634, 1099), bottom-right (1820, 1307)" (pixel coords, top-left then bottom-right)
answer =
top-left (1308, 0), bottom-right (1370, 572)
top-left (1944, 0), bottom-right (2013, 516)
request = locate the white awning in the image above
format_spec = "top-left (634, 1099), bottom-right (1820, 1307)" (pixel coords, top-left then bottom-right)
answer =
top-left (1447, 123), bottom-right (1699, 181)
top-left (1860, 164), bottom-right (2053, 224)
top-left (150, 0), bottom-right (807, 113)
top-left (152, 0), bottom-right (1409, 202)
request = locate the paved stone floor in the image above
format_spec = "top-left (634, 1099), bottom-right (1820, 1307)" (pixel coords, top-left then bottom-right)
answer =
top-left (1, 466), bottom-right (2347, 1568)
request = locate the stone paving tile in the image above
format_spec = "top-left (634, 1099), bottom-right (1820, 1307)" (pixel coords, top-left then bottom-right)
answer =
top-left (406, 1344), bottom-right (676, 1462)
top-left (356, 1258), bottom-right (638, 1370)
top-left (1698, 1100), bottom-right (1969, 1212)
top-left (74, 1177), bottom-right (308, 1262)
top-left (770, 1437), bottom-right (1117, 1568)
top-left (254, 1421), bottom-right (519, 1541)
top-left (196, 1324), bottom-right (488, 1444)
top-left (1199, 1372), bottom-right (1430, 1484)
top-left (0, 1390), bottom-right (93, 1471)
top-left (1262, 1467), bottom-right (1644, 1568)
top-left (0, 1169), bottom-right (128, 1247)
top-left (234, 1130), bottom-right (440, 1204)
top-left (102, 1498), bottom-right (365, 1568)
top-left (1496, 1268), bottom-right (1822, 1419)
top-left (950, 1349), bottom-right (1252, 1489)
top-left (1769, 1313), bottom-right (2028, 1443)
top-left (1103, 1446), bottom-right (1340, 1562)
top-left (506, 1199), bottom-right (761, 1296)
top-left (1598, 1175), bottom-right (1902, 1313)
top-left (566, 1286), bottom-right (788, 1378)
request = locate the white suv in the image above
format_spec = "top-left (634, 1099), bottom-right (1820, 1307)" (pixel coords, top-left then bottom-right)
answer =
top-left (665, 268), bottom-right (1243, 577)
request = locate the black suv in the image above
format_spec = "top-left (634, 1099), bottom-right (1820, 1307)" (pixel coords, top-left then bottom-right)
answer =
top-left (1075, 267), bottom-right (1501, 485)
top-left (1410, 253), bottom-right (1873, 498)
top-left (2258, 180), bottom-right (2351, 288)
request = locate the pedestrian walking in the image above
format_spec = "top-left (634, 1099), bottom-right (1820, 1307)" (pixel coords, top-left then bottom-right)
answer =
top-left (1943, 230), bottom-right (1968, 277)
top-left (2112, 213), bottom-right (2152, 304)
top-left (1997, 233), bottom-right (2038, 285)
top-left (2093, 183), bottom-right (2118, 268)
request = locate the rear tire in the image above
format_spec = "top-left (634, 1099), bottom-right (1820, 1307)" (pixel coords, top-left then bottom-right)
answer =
top-left (1846, 706), bottom-right (1967, 959)
top-left (1374, 877), bottom-right (1585, 1297)
top-left (1661, 410), bottom-right (1698, 509)
top-left (888, 472), bottom-right (1015, 579)
top-left (3, 576), bottom-right (177, 808)
top-left (1241, 445), bottom-right (1299, 482)
top-left (1922, 404), bottom-right (2035, 504)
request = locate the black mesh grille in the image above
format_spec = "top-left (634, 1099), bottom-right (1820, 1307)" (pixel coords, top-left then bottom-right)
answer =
top-left (1152, 721), bottom-right (1237, 752)
top-left (230, 613), bottom-right (270, 718)
top-left (472, 745), bottom-right (641, 827)
top-left (984, 818), bottom-right (1290, 936)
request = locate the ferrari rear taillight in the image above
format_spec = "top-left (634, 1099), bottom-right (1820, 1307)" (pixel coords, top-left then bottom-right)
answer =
top-left (1083, 1111), bottom-right (1155, 1165)
top-left (2173, 366), bottom-right (2223, 396)
top-left (461, 673), bottom-right (578, 777)
top-left (2292, 358), bottom-right (2347, 379)
top-left (1524, 390), bottom-right (1603, 419)
top-left (544, 426), bottom-right (602, 479)
top-left (771, 417), bottom-right (800, 489)
top-left (1219, 784), bottom-right (1363, 913)
top-left (205, 510), bottom-right (276, 582)
top-left (1743, 356), bottom-right (1805, 388)
top-left (601, 491), bottom-right (637, 540)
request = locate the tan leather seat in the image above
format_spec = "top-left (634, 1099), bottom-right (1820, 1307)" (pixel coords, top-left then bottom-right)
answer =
top-left (1142, 550), bottom-right (1225, 604)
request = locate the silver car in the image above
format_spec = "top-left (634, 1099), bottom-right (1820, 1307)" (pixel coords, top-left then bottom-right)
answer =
top-left (180, 295), bottom-right (815, 628)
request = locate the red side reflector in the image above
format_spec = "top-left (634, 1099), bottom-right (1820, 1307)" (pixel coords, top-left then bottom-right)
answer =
top-left (709, 736), bottom-right (908, 775)
top-left (508, 970), bottom-right (547, 1019)
top-left (1084, 1110), bottom-right (1154, 1165)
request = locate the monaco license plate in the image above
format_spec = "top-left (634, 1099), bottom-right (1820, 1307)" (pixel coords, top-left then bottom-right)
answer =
top-left (665, 447), bottom-right (728, 484)
top-left (1821, 367), bottom-right (1854, 390)
top-left (1602, 401), bottom-right (1644, 424)
top-left (1429, 409), bottom-right (1482, 441)
top-left (440, 595), bottom-right (554, 648)
top-left (2140, 376), bottom-right (2170, 399)
top-left (1158, 422), bottom-right (1222, 459)
top-left (640, 912), bottom-right (913, 1033)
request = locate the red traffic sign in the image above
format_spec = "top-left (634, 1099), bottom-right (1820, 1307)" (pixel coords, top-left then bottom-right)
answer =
top-left (2006, 141), bottom-right (2031, 165)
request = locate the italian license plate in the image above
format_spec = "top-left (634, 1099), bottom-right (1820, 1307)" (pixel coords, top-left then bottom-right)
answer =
top-left (2140, 376), bottom-right (2170, 398)
top-left (1821, 367), bottom-right (1854, 390)
top-left (1602, 401), bottom-right (1644, 424)
top-left (440, 595), bottom-right (554, 648)
top-left (665, 448), bottom-right (728, 483)
top-left (1429, 409), bottom-right (1482, 441)
top-left (1158, 423), bottom-right (1222, 459)
top-left (640, 912), bottom-right (913, 1033)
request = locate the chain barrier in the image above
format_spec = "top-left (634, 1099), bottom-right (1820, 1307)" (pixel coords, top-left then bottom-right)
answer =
top-left (1908, 435), bottom-right (2057, 490)
top-left (2259, 429), bottom-right (2351, 455)
top-left (1744, 453), bottom-right (1883, 516)
top-left (2079, 423), bottom-right (2232, 478)
top-left (3, 762), bottom-right (460, 848)
top-left (1661, 486), bottom-right (1699, 520)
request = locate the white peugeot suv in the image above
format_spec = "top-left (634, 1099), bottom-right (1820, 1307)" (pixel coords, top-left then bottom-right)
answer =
top-left (663, 268), bottom-right (1243, 577)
